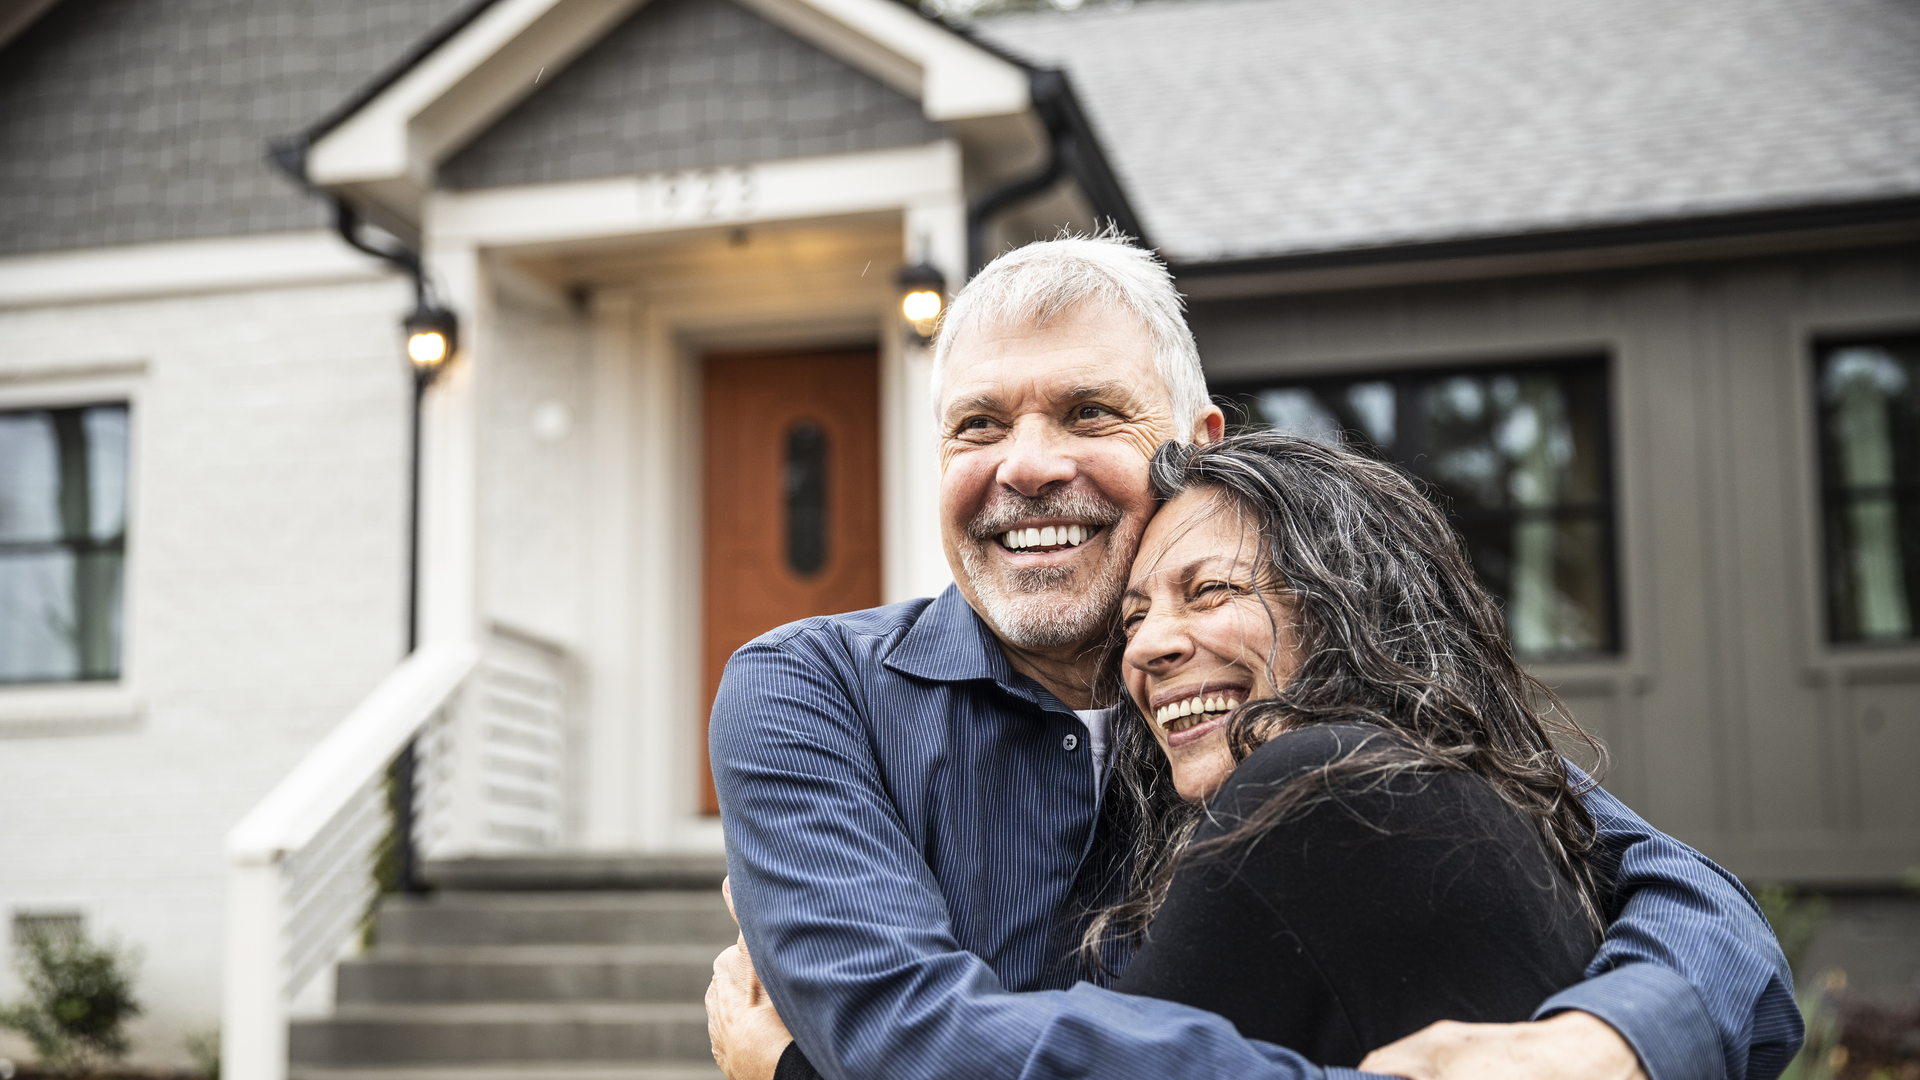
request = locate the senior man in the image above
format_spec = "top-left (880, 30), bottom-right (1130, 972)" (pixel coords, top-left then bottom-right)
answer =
top-left (706, 236), bottom-right (1800, 1080)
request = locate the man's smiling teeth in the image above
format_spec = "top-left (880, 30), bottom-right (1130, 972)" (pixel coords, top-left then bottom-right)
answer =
top-left (1001, 525), bottom-right (1093, 551)
top-left (1155, 694), bottom-right (1241, 733)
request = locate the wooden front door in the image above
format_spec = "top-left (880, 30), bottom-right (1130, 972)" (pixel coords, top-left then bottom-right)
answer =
top-left (701, 349), bottom-right (882, 813)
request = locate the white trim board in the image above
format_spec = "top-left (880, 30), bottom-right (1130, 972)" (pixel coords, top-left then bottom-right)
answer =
top-left (0, 231), bottom-right (394, 310)
top-left (428, 142), bottom-right (964, 249)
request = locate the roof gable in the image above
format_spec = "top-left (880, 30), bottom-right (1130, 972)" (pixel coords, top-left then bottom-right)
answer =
top-left (301, 0), bottom-right (1027, 230)
top-left (442, 0), bottom-right (943, 190)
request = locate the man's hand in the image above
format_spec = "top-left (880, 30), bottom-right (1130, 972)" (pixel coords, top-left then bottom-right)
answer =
top-left (706, 877), bottom-right (794, 1080)
top-left (1358, 1011), bottom-right (1648, 1080)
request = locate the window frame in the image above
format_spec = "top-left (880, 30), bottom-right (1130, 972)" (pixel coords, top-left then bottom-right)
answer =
top-left (1214, 353), bottom-right (1625, 661)
top-left (1810, 331), bottom-right (1920, 650)
top-left (0, 364), bottom-right (144, 736)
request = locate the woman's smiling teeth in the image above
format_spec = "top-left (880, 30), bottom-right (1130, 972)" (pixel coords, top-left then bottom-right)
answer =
top-left (1155, 693), bottom-right (1241, 733)
top-left (1001, 524), bottom-right (1095, 551)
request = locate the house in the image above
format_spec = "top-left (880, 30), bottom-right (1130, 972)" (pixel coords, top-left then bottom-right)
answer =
top-left (0, 0), bottom-right (1915, 1072)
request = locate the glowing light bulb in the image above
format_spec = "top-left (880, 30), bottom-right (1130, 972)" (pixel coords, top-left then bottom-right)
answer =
top-left (408, 331), bottom-right (449, 366)
top-left (902, 289), bottom-right (942, 324)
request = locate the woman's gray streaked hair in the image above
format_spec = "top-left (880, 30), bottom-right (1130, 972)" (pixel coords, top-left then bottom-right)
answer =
top-left (930, 233), bottom-right (1210, 435)
top-left (1080, 432), bottom-right (1609, 973)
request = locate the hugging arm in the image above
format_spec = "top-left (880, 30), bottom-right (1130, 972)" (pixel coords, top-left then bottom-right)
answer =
top-left (1527, 770), bottom-right (1802, 1080)
top-left (708, 634), bottom-right (1372, 1080)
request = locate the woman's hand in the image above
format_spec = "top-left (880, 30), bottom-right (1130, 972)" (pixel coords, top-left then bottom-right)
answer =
top-left (706, 877), bottom-right (795, 1080)
top-left (1358, 1011), bottom-right (1648, 1080)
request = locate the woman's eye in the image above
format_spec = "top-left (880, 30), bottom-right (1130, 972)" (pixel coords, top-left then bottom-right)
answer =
top-left (1194, 581), bottom-right (1233, 600)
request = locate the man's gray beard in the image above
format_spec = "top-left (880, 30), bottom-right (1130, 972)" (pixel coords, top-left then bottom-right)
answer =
top-left (958, 489), bottom-right (1129, 649)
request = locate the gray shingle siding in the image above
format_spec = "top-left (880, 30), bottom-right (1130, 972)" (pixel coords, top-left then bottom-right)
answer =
top-left (0, 0), bottom-right (473, 257)
top-left (440, 0), bottom-right (944, 190)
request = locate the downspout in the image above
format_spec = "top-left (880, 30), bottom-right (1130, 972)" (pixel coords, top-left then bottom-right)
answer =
top-left (332, 197), bottom-right (430, 312)
top-left (268, 137), bottom-right (433, 311)
top-left (267, 139), bottom-right (438, 895)
top-left (967, 69), bottom-right (1072, 275)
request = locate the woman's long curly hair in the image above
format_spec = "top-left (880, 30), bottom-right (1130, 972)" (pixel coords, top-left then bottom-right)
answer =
top-left (1079, 432), bottom-right (1607, 973)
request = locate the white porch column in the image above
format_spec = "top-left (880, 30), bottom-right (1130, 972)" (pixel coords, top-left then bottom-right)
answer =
top-left (418, 242), bottom-right (484, 649)
top-left (887, 192), bottom-right (966, 603)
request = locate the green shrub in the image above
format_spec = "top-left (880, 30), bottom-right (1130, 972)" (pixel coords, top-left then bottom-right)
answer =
top-left (1755, 884), bottom-right (1829, 980)
top-left (181, 1026), bottom-right (220, 1080)
top-left (0, 925), bottom-right (142, 1074)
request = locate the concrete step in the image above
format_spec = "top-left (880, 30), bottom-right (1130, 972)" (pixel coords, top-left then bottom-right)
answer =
top-left (338, 945), bottom-right (717, 1003)
top-left (290, 1002), bottom-right (711, 1066)
top-left (377, 891), bottom-right (736, 948)
top-left (291, 1067), bottom-right (722, 1080)
top-left (291, 1064), bottom-right (722, 1080)
top-left (425, 854), bottom-right (728, 892)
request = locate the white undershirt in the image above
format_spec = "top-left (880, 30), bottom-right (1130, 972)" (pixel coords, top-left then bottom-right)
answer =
top-left (1075, 705), bottom-right (1120, 789)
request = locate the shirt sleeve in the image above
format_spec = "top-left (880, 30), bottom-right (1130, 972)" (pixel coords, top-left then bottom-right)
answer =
top-left (1537, 767), bottom-right (1804, 1080)
top-left (710, 634), bottom-right (1352, 1080)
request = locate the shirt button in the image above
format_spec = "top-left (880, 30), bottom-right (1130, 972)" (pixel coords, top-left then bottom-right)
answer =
top-left (1062, 733), bottom-right (1079, 751)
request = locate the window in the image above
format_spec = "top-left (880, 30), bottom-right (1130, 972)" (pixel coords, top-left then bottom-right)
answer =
top-left (1815, 336), bottom-right (1920, 645)
top-left (0, 403), bottom-right (129, 684)
top-left (1219, 359), bottom-right (1618, 659)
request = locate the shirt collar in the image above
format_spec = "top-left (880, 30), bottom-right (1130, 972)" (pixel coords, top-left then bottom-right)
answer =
top-left (885, 584), bottom-right (1074, 714)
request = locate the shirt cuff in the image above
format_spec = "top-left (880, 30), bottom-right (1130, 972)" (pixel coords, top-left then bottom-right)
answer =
top-left (1534, 963), bottom-right (1725, 1080)
top-left (774, 1040), bottom-right (822, 1080)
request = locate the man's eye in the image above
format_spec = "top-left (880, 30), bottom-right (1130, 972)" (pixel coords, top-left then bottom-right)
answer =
top-left (958, 416), bottom-right (997, 433)
top-left (1073, 404), bottom-right (1112, 421)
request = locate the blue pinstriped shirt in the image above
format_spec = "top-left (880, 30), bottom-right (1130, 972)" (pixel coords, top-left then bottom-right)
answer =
top-left (713, 587), bottom-right (1802, 1080)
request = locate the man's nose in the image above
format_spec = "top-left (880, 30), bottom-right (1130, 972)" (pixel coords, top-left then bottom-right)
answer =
top-left (995, 418), bottom-right (1077, 496)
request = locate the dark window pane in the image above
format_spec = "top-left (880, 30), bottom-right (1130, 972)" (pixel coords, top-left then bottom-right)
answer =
top-left (1223, 360), bottom-right (1617, 658)
top-left (785, 421), bottom-right (829, 577)
top-left (1816, 338), bottom-right (1920, 644)
top-left (0, 403), bottom-right (128, 683)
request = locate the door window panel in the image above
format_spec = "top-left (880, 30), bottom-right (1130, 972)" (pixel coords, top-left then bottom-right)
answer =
top-left (1221, 360), bottom-right (1617, 658)
top-left (1816, 336), bottom-right (1920, 644)
top-left (0, 403), bottom-right (129, 683)
top-left (784, 421), bottom-right (830, 577)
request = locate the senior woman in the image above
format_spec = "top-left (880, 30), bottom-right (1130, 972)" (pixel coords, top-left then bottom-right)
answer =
top-left (744, 430), bottom-right (1607, 1077)
top-left (1094, 431), bottom-right (1603, 1065)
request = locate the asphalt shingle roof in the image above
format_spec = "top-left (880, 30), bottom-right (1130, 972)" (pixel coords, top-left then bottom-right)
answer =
top-left (0, 0), bottom-right (475, 256)
top-left (976, 0), bottom-right (1920, 263)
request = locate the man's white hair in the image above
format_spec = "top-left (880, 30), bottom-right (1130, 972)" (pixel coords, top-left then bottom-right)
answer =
top-left (930, 234), bottom-right (1211, 436)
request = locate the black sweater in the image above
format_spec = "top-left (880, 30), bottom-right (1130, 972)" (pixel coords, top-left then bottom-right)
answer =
top-left (1114, 722), bottom-right (1599, 1065)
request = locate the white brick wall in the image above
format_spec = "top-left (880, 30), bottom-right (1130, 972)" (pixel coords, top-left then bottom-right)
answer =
top-left (0, 272), bottom-right (415, 1065)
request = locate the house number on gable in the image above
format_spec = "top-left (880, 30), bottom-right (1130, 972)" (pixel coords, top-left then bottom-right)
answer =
top-left (652, 166), bottom-right (758, 225)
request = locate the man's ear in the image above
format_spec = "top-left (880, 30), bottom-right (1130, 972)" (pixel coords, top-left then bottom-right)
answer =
top-left (1194, 407), bottom-right (1226, 446)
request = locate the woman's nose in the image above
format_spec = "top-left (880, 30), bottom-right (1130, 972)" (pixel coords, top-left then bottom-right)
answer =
top-left (995, 418), bottom-right (1076, 496)
top-left (1124, 610), bottom-right (1192, 676)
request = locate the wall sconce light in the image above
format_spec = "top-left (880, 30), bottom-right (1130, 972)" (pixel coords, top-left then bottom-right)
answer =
top-left (404, 302), bottom-right (458, 380)
top-left (896, 261), bottom-right (946, 345)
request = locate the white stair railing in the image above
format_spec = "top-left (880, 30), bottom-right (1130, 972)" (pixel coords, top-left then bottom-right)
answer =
top-left (220, 640), bottom-right (478, 1080)
top-left (417, 624), bottom-right (571, 856)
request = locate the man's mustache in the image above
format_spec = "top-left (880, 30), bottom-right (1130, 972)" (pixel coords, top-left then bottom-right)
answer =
top-left (965, 488), bottom-right (1124, 541)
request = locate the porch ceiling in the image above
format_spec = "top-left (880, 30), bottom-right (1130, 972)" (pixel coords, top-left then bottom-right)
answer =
top-left (504, 213), bottom-right (905, 301)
